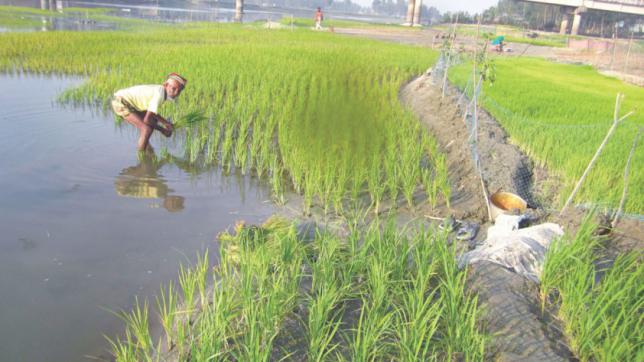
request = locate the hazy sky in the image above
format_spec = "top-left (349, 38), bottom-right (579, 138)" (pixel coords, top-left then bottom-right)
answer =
top-left (354, 0), bottom-right (499, 13)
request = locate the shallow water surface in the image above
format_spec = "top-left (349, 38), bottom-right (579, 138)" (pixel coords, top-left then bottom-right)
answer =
top-left (0, 0), bottom-right (402, 31)
top-left (0, 74), bottom-right (277, 361)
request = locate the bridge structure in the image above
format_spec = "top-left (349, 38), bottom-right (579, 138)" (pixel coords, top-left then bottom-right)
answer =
top-left (520, 0), bottom-right (644, 35)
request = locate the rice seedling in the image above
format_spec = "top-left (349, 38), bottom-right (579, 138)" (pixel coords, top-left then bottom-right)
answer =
top-left (177, 263), bottom-right (199, 318)
top-left (449, 57), bottom-right (643, 213)
top-left (541, 217), bottom-right (643, 361)
top-left (108, 297), bottom-right (154, 359)
top-left (395, 230), bottom-right (443, 361)
top-left (155, 282), bottom-right (178, 349)
top-left (105, 329), bottom-right (138, 362)
top-left (173, 110), bottom-right (207, 129)
top-left (195, 250), bottom-right (210, 310)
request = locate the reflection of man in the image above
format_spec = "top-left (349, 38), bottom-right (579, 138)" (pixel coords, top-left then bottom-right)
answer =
top-left (114, 152), bottom-right (185, 212)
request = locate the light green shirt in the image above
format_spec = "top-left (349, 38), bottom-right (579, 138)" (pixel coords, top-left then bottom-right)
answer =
top-left (114, 85), bottom-right (166, 114)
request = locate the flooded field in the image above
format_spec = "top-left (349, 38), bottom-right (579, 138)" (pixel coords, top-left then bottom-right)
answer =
top-left (0, 74), bottom-right (277, 361)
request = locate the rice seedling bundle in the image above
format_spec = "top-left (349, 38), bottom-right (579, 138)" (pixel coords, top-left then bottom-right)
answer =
top-left (0, 21), bottom-right (447, 212)
top-left (449, 57), bottom-right (644, 213)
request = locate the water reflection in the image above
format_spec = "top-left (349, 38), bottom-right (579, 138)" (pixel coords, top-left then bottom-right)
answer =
top-left (114, 151), bottom-right (188, 212)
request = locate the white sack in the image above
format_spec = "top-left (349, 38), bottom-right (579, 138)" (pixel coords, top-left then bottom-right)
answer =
top-left (458, 214), bottom-right (564, 283)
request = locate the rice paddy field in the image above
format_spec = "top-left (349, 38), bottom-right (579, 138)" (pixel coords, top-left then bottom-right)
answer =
top-left (449, 57), bottom-right (644, 214)
top-left (2, 4), bottom-right (643, 362)
top-left (0, 22), bottom-right (450, 215)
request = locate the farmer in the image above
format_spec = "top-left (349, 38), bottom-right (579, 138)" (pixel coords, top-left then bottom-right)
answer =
top-left (314, 7), bottom-right (324, 30)
top-left (111, 73), bottom-right (187, 151)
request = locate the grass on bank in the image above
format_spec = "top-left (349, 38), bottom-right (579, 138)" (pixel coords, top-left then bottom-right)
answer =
top-left (449, 56), bottom-right (644, 213)
top-left (541, 218), bottom-right (643, 361)
top-left (109, 217), bottom-right (486, 361)
top-left (0, 20), bottom-right (447, 214)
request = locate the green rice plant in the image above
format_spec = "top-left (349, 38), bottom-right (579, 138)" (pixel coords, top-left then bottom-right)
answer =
top-left (105, 329), bottom-right (139, 362)
top-left (306, 282), bottom-right (344, 362)
top-left (112, 297), bottom-right (153, 358)
top-left (430, 229), bottom-right (485, 360)
top-left (421, 167), bottom-right (437, 209)
top-left (395, 229), bottom-right (443, 360)
top-left (367, 158), bottom-right (386, 214)
top-left (178, 263), bottom-right (199, 317)
top-left (155, 282), bottom-right (178, 349)
top-left (174, 110), bottom-right (207, 129)
top-left (195, 250), bottom-right (210, 310)
top-left (232, 224), bottom-right (303, 361)
top-left (398, 122), bottom-right (428, 208)
top-left (541, 217), bottom-right (643, 361)
top-left (434, 154), bottom-right (451, 208)
top-left (348, 295), bottom-right (395, 361)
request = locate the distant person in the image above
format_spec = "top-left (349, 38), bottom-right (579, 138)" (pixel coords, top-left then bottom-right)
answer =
top-left (314, 7), bottom-right (324, 30)
top-left (492, 35), bottom-right (505, 52)
top-left (111, 73), bottom-right (187, 151)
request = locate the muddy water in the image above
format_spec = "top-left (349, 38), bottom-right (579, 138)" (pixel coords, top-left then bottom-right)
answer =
top-left (0, 74), bottom-right (277, 361)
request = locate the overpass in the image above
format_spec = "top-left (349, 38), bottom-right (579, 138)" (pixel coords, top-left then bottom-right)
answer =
top-left (520, 0), bottom-right (644, 35)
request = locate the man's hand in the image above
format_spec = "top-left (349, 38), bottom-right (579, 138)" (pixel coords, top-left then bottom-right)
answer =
top-left (152, 113), bottom-right (173, 137)
top-left (161, 124), bottom-right (173, 137)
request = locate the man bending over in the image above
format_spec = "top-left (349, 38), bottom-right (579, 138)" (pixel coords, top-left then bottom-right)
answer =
top-left (111, 73), bottom-right (187, 151)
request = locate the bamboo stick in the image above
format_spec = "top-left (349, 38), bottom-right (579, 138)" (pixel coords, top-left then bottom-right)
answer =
top-left (560, 94), bottom-right (633, 215)
top-left (611, 128), bottom-right (641, 228)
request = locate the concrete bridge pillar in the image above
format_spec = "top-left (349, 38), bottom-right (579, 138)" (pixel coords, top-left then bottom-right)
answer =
top-left (413, 0), bottom-right (422, 26)
top-left (560, 14), bottom-right (570, 34)
top-left (571, 7), bottom-right (586, 35)
top-left (405, 0), bottom-right (415, 26)
top-left (234, 0), bottom-right (243, 22)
